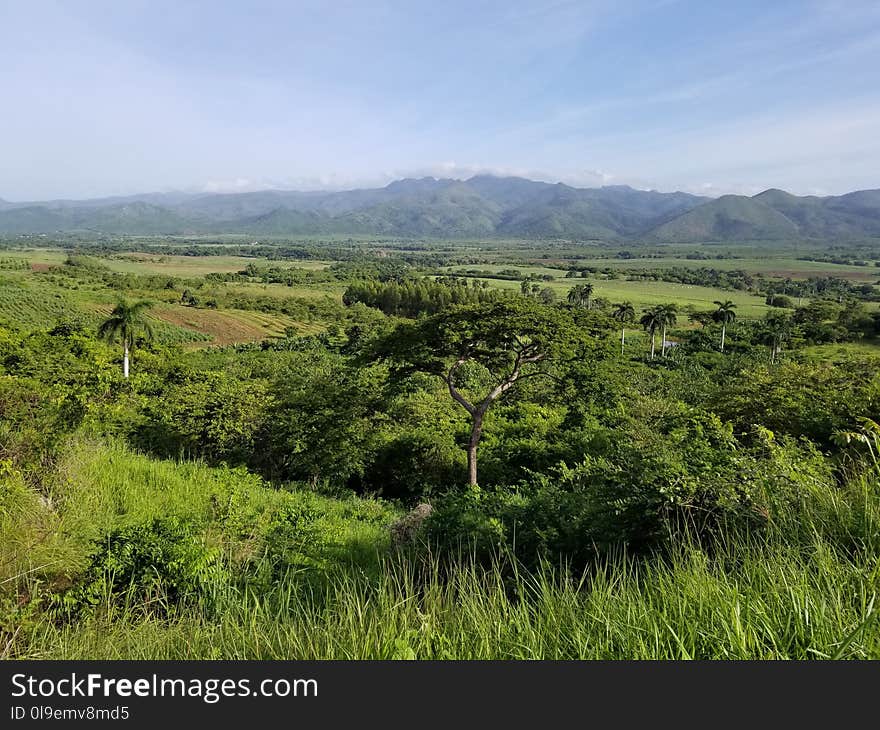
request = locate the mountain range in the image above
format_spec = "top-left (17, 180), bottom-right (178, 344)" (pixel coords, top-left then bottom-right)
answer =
top-left (1, 175), bottom-right (879, 241)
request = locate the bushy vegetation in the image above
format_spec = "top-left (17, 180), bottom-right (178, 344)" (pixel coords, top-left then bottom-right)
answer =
top-left (2, 241), bottom-right (879, 659)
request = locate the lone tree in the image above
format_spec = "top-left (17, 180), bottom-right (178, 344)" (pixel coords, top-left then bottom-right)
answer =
top-left (371, 299), bottom-right (589, 485)
top-left (712, 300), bottom-right (737, 352)
top-left (98, 300), bottom-right (154, 378)
top-left (611, 301), bottom-right (635, 355)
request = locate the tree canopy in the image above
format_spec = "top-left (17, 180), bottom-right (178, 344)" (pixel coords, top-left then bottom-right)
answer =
top-left (368, 299), bottom-right (594, 484)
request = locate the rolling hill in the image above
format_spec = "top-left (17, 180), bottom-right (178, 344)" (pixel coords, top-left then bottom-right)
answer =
top-left (649, 188), bottom-right (880, 242)
top-left (646, 195), bottom-right (801, 241)
top-left (1, 175), bottom-right (879, 241)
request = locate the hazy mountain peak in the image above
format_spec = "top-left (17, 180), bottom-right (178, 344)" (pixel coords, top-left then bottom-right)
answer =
top-left (384, 177), bottom-right (453, 194)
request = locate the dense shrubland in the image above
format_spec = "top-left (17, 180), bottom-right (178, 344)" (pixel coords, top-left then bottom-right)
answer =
top-left (1, 255), bottom-right (880, 658)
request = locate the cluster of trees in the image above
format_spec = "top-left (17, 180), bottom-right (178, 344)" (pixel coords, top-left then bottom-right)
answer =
top-left (343, 278), bottom-right (499, 317)
top-left (624, 266), bottom-right (758, 291)
top-left (195, 264), bottom-right (337, 287)
top-left (8, 298), bottom-right (874, 532)
top-left (453, 268), bottom-right (541, 281)
top-left (796, 254), bottom-right (875, 267)
top-left (790, 299), bottom-right (880, 343)
top-left (80, 286), bottom-right (876, 497)
top-left (765, 276), bottom-right (879, 303)
top-left (557, 264), bottom-right (879, 304)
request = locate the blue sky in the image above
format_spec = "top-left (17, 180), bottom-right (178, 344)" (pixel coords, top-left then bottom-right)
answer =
top-left (2, 0), bottom-right (879, 199)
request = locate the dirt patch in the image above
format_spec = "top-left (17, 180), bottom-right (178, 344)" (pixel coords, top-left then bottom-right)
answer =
top-left (149, 305), bottom-right (298, 346)
top-left (151, 306), bottom-right (264, 345)
top-left (30, 263), bottom-right (51, 272)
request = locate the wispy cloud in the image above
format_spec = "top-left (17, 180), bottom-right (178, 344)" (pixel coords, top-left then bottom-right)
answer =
top-left (1, 1), bottom-right (878, 199)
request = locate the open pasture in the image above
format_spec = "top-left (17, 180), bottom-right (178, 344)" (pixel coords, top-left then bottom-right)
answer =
top-left (464, 275), bottom-right (774, 318)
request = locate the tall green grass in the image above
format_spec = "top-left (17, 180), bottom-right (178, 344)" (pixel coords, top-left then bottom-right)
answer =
top-left (3, 440), bottom-right (879, 659)
top-left (17, 539), bottom-right (879, 659)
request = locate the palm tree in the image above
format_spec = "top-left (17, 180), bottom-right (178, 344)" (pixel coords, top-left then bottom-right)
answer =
top-left (639, 307), bottom-right (662, 360)
top-left (582, 281), bottom-right (594, 309)
top-left (567, 282), bottom-right (594, 309)
top-left (763, 311), bottom-right (791, 364)
top-left (98, 300), bottom-right (154, 378)
top-left (657, 304), bottom-right (678, 357)
top-left (612, 301), bottom-right (636, 355)
top-left (711, 300), bottom-right (737, 352)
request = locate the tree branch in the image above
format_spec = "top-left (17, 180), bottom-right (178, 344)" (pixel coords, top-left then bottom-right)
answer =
top-left (445, 357), bottom-right (476, 415)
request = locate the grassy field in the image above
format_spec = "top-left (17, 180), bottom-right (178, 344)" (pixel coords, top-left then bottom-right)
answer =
top-left (801, 339), bottom-right (880, 359)
top-left (0, 248), bottom-right (69, 268)
top-left (462, 274), bottom-right (775, 317)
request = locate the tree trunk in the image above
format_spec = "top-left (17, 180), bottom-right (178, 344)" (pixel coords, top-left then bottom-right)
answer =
top-left (661, 325), bottom-right (667, 357)
top-left (445, 350), bottom-right (541, 486)
top-left (467, 411), bottom-right (484, 486)
top-left (650, 331), bottom-right (655, 360)
top-left (720, 324), bottom-right (726, 352)
top-left (123, 340), bottom-right (130, 378)
top-left (621, 327), bottom-right (626, 355)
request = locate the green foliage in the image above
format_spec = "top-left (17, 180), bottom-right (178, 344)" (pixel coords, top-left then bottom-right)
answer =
top-left (370, 298), bottom-right (592, 379)
top-left (260, 502), bottom-right (339, 578)
top-left (259, 350), bottom-right (387, 486)
top-left (709, 358), bottom-right (880, 444)
top-left (766, 293), bottom-right (793, 307)
top-left (135, 372), bottom-right (271, 463)
top-left (429, 409), bottom-right (749, 560)
top-left (57, 517), bottom-right (225, 616)
top-left (343, 278), bottom-right (501, 316)
top-left (98, 299), bottom-right (155, 348)
top-left (3, 240), bottom-right (880, 660)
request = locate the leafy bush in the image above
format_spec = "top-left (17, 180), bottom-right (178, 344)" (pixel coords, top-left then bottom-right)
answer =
top-left (261, 503), bottom-right (332, 577)
top-left (766, 294), bottom-right (793, 308)
top-left (57, 517), bottom-right (225, 617)
top-left (426, 413), bottom-right (842, 566)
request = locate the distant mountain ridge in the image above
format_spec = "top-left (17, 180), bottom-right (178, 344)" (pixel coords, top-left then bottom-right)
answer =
top-left (1, 175), bottom-right (879, 241)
